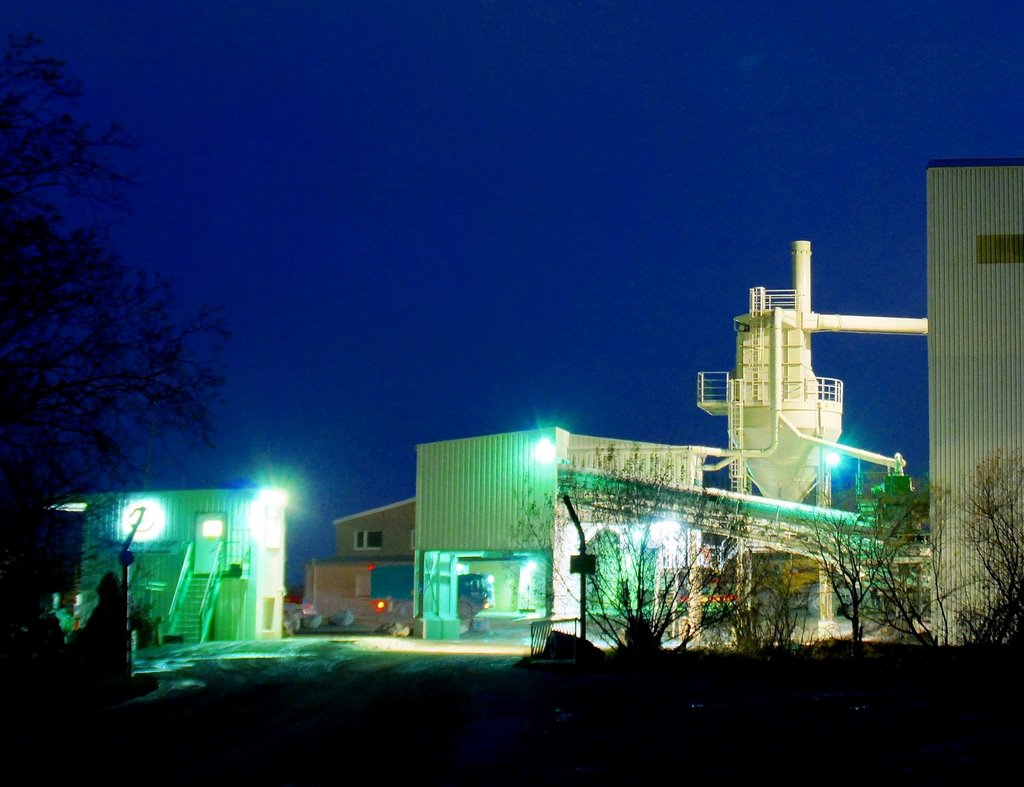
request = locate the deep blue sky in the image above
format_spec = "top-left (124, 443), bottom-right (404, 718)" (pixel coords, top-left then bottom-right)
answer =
top-left (5, 2), bottom-right (1022, 586)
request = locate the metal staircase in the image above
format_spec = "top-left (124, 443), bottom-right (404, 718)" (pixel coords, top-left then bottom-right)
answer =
top-left (174, 574), bottom-right (210, 644)
top-left (165, 541), bottom-right (226, 644)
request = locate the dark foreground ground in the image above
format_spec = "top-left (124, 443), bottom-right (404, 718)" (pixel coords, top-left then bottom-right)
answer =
top-left (6, 632), bottom-right (1024, 786)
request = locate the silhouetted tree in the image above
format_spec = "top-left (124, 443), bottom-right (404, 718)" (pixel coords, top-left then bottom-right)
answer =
top-left (560, 444), bottom-right (748, 659)
top-left (955, 448), bottom-right (1024, 646)
top-left (730, 552), bottom-right (815, 657)
top-left (0, 35), bottom-right (227, 660)
top-left (804, 508), bottom-right (878, 658)
top-left (862, 476), bottom-right (938, 645)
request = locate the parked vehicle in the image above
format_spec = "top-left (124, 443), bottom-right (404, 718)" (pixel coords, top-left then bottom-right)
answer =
top-left (370, 563), bottom-right (494, 620)
top-left (301, 561), bottom-right (496, 628)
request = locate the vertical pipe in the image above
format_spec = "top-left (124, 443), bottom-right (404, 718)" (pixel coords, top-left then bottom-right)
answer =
top-left (792, 240), bottom-right (812, 314)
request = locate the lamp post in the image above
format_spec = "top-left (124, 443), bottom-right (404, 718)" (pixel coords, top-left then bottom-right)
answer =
top-left (562, 495), bottom-right (594, 646)
top-left (120, 506), bottom-right (145, 678)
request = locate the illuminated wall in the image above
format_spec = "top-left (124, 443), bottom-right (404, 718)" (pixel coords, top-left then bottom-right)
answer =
top-left (928, 159), bottom-right (1024, 642)
top-left (415, 427), bottom-right (560, 552)
top-left (78, 487), bottom-right (288, 643)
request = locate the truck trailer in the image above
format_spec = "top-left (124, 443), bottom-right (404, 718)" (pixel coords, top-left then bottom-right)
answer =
top-left (301, 560), bottom-right (495, 628)
top-left (369, 563), bottom-right (495, 620)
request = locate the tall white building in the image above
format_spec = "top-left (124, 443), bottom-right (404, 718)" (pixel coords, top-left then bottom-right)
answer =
top-left (927, 158), bottom-right (1024, 641)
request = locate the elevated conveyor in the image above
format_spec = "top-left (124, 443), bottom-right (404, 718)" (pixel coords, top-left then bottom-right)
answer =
top-left (557, 466), bottom-right (929, 563)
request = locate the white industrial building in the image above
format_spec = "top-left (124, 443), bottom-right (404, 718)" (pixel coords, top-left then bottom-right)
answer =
top-left (325, 159), bottom-right (1022, 647)
top-left (927, 158), bottom-right (1024, 642)
top-left (410, 240), bottom-right (928, 640)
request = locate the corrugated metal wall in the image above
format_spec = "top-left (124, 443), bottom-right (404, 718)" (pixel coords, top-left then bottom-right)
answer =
top-left (415, 428), bottom-right (559, 551)
top-left (80, 488), bottom-right (285, 641)
top-left (927, 162), bottom-right (1024, 640)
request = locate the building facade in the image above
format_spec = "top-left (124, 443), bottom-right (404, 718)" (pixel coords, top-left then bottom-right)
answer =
top-left (927, 159), bottom-right (1024, 641)
top-left (78, 487), bottom-right (288, 645)
top-left (305, 498), bottom-right (416, 622)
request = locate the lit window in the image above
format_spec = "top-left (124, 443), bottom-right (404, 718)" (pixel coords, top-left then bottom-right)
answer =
top-left (355, 530), bottom-right (383, 550)
top-left (201, 517), bottom-right (224, 539)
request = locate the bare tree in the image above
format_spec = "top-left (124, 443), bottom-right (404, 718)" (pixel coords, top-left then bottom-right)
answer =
top-left (862, 477), bottom-right (938, 646)
top-left (559, 444), bottom-right (748, 659)
top-left (804, 508), bottom-right (879, 658)
top-left (511, 483), bottom-right (556, 618)
top-left (0, 35), bottom-right (227, 659)
top-left (956, 449), bottom-right (1024, 646)
top-left (730, 552), bottom-right (815, 657)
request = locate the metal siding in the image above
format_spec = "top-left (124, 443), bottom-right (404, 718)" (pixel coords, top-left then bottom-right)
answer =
top-left (79, 488), bottom-right (283, 641)
top-left (928, 164), bottom-right (1024, 638)
top-left (416, 429), bottom-right (558, 551)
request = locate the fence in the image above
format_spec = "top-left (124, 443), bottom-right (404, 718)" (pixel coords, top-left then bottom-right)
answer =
top-left (529, 617), bottom-right (581, 660)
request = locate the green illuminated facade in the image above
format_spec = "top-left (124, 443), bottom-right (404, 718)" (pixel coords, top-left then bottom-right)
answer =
top-left (412, 427), bottom-right (892, 640)
top-left (77, 487), bottom-right (288, 645)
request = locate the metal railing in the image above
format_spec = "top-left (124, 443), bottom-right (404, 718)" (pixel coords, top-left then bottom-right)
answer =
top-left (750, 286), bottom-right (796, 313)
top-left (697, 371), bottom-right (730, 404)
top-left (198, 542), bottom-right (224, 643)
top-left (701, 372), bottom-right (843, 407)
top-left (166, 542), bottom-right (194, 637)
top-left (815, 376), bottom-right (843, 403)
top-left (530, 618), bottom-right (581, 660)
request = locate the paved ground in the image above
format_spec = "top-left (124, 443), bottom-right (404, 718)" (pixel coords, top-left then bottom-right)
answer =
top-left (8, 621), bottom-right (1023, 785)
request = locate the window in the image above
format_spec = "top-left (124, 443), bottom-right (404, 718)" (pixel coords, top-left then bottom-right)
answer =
top-left (200, 516), bottom-right (224, 539)
top-left (355, 530), bottom-right (383, 550)
top-left (977, 234), bottom-right (1024, 264)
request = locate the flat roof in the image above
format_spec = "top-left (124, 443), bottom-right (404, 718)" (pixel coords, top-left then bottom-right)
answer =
top-left (928, 157), bottom-right (1024, 168)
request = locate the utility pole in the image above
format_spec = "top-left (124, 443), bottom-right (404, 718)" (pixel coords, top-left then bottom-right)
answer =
top-left (120, 506), bottom-right (145, 678)
top-left (562, 495), bottom-right (594, 645)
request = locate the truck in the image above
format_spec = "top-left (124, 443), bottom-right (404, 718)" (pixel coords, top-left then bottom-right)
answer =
top-left (299, 560), bottom-right (496, 632)
top-left (370, 563), bottom-right (494, 621)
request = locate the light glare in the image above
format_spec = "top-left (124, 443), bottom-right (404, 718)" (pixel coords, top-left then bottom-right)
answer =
top-left (122, 499), bottom-right (166, 542)
top-left (534, 437), bottom-right (556, 464)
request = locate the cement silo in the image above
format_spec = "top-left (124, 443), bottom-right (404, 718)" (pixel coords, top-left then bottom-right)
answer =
top-left (698, 241), bottom-right (927, 504)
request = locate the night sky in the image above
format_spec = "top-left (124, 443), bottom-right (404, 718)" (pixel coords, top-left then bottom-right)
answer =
top-left (4, 3), bottom-right (1022, 587)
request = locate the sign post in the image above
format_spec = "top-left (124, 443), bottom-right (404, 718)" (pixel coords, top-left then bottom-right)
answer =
top-left (120, 506), bottom-right (145, 678)
top-left (562, 495), bottom-right (594, 644)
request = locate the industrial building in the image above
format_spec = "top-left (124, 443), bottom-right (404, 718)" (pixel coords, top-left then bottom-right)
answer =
top-left (313, 159), bottom-right (1022, 647)
top-left (927, 158), bottom-right (1024, 642)
top-left (75, 486), bottom-right (288, 645)
top-left (320, 238), bottom-right (930, 641)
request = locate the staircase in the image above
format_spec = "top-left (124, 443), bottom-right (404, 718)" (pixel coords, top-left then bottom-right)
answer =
top-left (175, 573), bottom-right (210, 644)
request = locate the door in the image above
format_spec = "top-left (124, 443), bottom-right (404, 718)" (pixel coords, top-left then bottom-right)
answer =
top-left (195, 514), bottom-right (224, 574)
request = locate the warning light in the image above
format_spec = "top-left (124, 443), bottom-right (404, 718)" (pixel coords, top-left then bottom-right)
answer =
top-left (374, 600), bottom-right (386, 612)
top-left (368, 564), bottom-right (375, 572)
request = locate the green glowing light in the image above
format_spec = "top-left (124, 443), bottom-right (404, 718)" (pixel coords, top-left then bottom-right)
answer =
top-left (258, 488), bottom-right (288, 506)
top-left (534, 437), bottom-right (556, 464)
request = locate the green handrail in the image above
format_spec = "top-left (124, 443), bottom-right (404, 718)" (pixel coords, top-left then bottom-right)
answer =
top-left (166, 542), bottom-right (195, 636)
top-left (198, 541), bottom-right (224, 643)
